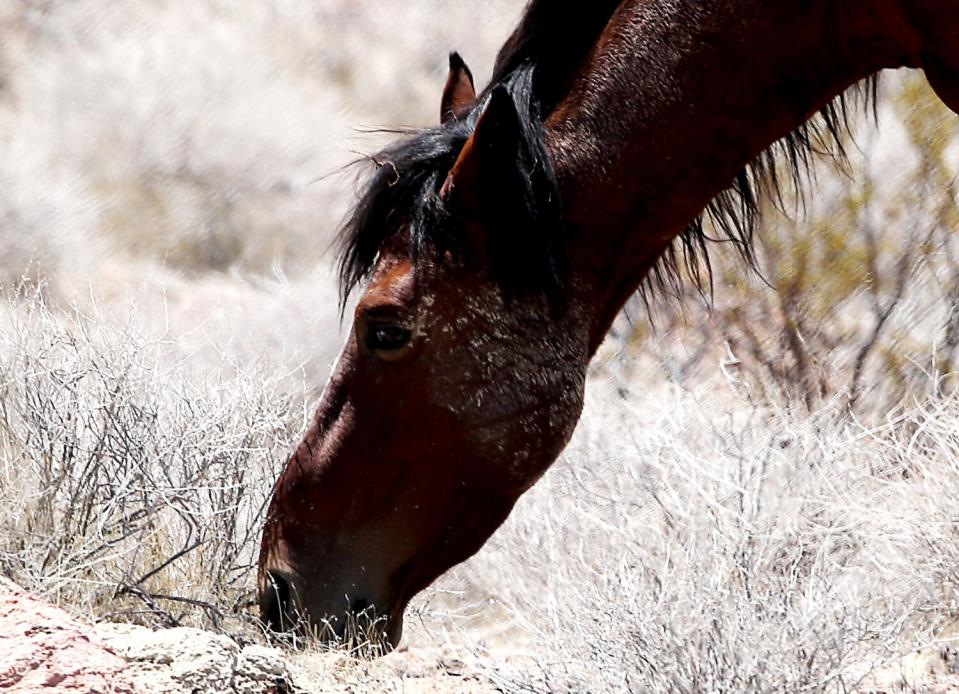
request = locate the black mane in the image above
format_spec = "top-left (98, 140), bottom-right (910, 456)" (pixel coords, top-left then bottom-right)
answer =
top-left (338, 57), bottom-right (878, 307)
top-left (337, 63), bottom-right (562, 308)
top-left (657, 76), bottom-right (880, 296)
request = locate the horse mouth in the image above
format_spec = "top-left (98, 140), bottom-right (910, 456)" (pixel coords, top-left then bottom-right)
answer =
top-left (259, 572), bottom-right (401, 652)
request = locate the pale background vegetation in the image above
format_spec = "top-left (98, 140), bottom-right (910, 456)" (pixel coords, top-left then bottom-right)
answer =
top-left (1, 1), bottom-right (959, 692)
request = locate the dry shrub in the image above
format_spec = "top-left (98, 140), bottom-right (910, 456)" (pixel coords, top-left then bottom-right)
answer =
top-left (0, 0), bottom-right (525, 281)
top-left (615, 73), bottom-right (959, 419)
top-left (418, 380), bottom-right (959, 692)
top-left (0, 292), bottom-right (306, 635)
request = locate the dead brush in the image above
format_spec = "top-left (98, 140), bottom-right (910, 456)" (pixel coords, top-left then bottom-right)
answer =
top-left (0, 293), bottom-right (306, 637)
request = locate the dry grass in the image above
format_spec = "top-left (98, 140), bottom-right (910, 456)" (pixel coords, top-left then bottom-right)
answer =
top-left (423, 380), bottom-right (959, 691)
top-left (0, 290), bottom-right (307, 635)
top-left (3, 293), bottom-right (959, 691)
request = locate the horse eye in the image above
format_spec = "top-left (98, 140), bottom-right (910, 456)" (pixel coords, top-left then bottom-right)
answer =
top-left (365, 322), bottom-right (412, 353)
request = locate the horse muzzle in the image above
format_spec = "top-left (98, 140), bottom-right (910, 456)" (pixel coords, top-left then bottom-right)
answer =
top-left (258, 568), bottom-right (402, 652)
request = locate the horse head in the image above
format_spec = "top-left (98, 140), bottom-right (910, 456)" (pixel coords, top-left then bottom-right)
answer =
top-left (257, 55), bottom-right (590, 648)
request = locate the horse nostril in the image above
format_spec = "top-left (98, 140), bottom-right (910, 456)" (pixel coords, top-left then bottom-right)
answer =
top-left (261, 571), bottom-right (292, 631)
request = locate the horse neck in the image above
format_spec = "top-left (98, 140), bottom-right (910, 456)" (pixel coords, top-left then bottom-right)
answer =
top-left (544, 0), bottom-right (952, 352)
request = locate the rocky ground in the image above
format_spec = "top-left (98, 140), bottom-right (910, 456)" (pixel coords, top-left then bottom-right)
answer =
top-left (4, 574), bottom-right (959, 693)
top-left (0, 577), bottom-right (520, 692)
top-left (2, 576), bottom-right (292, 693)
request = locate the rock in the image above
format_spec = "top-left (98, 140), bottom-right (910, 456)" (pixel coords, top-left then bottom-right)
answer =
top-left (1, 577), bottom-right (297, 693)
top-left (0, 576), bottom-right (135, 693)
top-left (1, 576), bottom-right (509, 693)
top-left (95, 623), bottom-right (296, 694)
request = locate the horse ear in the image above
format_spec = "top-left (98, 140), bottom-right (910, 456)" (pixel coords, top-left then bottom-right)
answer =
top-left (439, 85), bottom-right (521, 215)
top-left (440, 52), bottom-right (476, 124)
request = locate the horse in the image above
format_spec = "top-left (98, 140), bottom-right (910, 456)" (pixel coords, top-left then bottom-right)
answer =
top-left (258, 0), bottom-right (959, 649)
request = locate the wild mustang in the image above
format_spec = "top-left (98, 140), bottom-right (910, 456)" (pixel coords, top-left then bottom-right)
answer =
top-left (258, 0), bottom-right (959, 648)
